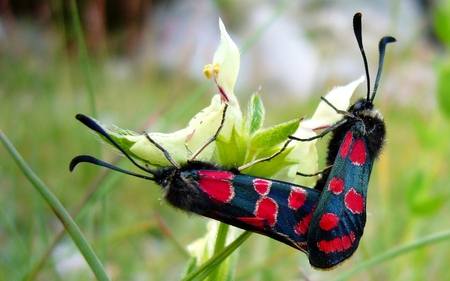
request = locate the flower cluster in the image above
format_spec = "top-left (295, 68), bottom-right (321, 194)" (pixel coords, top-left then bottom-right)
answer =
top-left (94, 18), bottom-right (363, 187)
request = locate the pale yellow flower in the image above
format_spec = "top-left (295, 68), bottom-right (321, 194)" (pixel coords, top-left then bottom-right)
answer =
top-left (125, 19), bottom-right (243, 166)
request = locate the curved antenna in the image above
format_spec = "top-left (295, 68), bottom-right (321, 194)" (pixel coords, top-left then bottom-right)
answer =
top-left (70, 155), bottom-right (156, 181)
top-left (371, 36), bottom-right (396, 101)
top-left (74, 114), bottom-right (158, 176)
top-left (353, 13), bottom-right (371, 101)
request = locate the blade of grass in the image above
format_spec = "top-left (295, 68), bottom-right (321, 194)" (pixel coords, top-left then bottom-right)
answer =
top-left (24, 166), bottom-right (113, 280)
top-left (0, 130), bottom-right (110, 281)
top-left (69, 0), bottom-right (97, 118)
top-left (330, 229), bottom-right (450, 281)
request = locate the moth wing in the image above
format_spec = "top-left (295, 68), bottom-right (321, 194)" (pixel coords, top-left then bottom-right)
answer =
top-left (195, 171), bottom-right (319, 251)
top-left (307, 134), bottom-right (373, 269)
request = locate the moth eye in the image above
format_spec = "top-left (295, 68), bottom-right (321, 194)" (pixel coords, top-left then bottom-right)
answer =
top-left (353, 102), bottom-right (363, 111)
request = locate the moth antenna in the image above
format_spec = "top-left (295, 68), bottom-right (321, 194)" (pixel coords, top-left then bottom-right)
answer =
top-left (70, 155), bottom-right (156, 181)
top-left (75, 114), bottom-right (158, 176)
top-left (353, 12), bottom-right (371, 101)
top-left (371, 36), bottom-right (396, 101)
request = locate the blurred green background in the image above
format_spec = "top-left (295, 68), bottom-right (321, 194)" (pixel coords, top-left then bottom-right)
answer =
top-left (1, 0), bottom-right (450, 280)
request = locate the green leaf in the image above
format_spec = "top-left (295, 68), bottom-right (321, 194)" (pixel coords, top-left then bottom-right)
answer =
top-left (249, 118), bottom-right (300, 150)
top-left (245, 94), bottom-right (265, 136)
top-left (244, 146), bottom-right (296, 178)
top-left (216, 126), bottom-right (247, 167)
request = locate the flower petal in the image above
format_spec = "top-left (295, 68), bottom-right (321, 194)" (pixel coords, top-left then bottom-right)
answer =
top-left (301, 75), bottom-right (365, 131)
top-left (286, 126), bottom-right (319, 187)
top-left (212, 18), bottom-right (241, 106)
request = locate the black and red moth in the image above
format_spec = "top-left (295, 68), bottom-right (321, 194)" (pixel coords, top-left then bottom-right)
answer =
top-left (70, 107), bottom-right (321, 254)
top-left (292, 13), bottom-right (395, 269)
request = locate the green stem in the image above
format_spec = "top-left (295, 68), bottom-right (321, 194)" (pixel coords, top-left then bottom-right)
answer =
top-left (208, 223), bottom-right (230, 281)
top-left (330, 229), bottom-right (450, 281)
top-left (182, 231), bottom-right (252, 281)
top-left (0, 131), bottom-right (109, 281)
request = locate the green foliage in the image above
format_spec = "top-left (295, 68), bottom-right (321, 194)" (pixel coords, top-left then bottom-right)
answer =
top-left (216, 93), bottom-right (300, 177)
top-left (216, 126), bottom-right (248, 166)
top-left (245, 93), bottom-right (265, 135)
top-left (248, 118), bottom-right (299, 151)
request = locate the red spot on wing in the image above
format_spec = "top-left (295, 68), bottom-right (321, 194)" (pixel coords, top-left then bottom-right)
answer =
top-left (317, 232), bottom-right (356, 254)
top-left (197, 171), bottom-right (235, 203)
top-left (350, 231), bottom-right (355, 242)
top-left (294, 212), bottom-right (313, 235)
top-left (288, 187), bottom-right (307, 210)
top-left (345, 188), bottom-right (364, 214)
top-left (318, 213), bottom-right (340, 231)
top-left (328, 177), bottom-right (344, 194)
top-left (253, 178), bottom-right (271, 195)
top-left (254, 197), bottom-right (278, 227)
top-left (349, 139), bottom-right (366, 165)
top-left (342, 234), bottom-right (352, 250)
top-left (340, 131), bottom-right (353, 158)
top-left (238, 217), bottom-right (266, 228)
top-left (197, 170), bottom-right (234, 180)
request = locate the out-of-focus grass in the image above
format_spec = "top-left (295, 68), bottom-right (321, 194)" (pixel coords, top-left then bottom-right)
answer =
top-left (2, 15), bottom-right (450, 281)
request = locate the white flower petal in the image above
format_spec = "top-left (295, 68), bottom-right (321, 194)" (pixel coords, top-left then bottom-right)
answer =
top-left (213, 18), bottom-right (241, 106)
top-left (126, 130), bottom-right (189, 166)
top-left (301, 75), bottom-right (365, 131)
top-left (286, 126), bottom-right (319, 187)
top-left (125, 94), bottom-right (243, 166)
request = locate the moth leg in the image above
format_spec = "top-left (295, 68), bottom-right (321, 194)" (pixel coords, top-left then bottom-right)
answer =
top-left (296, 165), bottom-right (332, 177)
top-left (188, 104), bottom-right (229, 162)
top-left (238, 139), bottom-right (292, 172)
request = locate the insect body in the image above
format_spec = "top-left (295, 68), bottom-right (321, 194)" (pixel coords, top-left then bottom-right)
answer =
top-left (70, 108), bottom-right (320, 253)
top-left (291, 13), bottom-right (396, 269)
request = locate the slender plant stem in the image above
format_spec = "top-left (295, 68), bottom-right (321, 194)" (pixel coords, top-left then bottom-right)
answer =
top-left (69, 0), bottom-right (97, 118)
top-left (208, 223), bottom-right (231, 281)
top-left (0, 131), bottom-right (110, 281)
top-left (330, 229), bottom-right (450, 281)
top-left (182, 231), bottom-right (252, 281)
